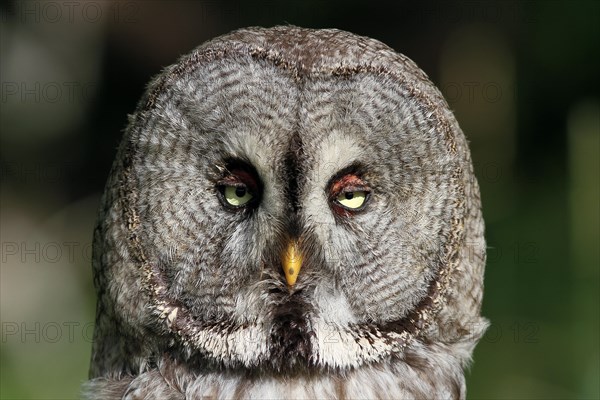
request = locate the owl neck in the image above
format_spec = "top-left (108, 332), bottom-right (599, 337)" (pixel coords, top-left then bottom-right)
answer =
top-left (85, 339), bottom-right (467, 399)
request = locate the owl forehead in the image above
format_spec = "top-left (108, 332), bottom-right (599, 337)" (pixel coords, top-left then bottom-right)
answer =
top-left (152, 54), bottom-right (443, 182)
top-left (140, 26), bottom-right (454, 169)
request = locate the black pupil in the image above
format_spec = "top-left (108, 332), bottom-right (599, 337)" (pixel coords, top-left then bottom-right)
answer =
top-left (344, 192), bottom-right (354, 200)
top-left (235, 187), bottom-right (247, 197)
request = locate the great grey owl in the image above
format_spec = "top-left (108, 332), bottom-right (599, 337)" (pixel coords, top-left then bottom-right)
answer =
top-left (85, 26), bottom-right (487, 399)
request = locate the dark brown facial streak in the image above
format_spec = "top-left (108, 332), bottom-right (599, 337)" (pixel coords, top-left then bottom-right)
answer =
top-left (267, 132), bottom-right (315, 373)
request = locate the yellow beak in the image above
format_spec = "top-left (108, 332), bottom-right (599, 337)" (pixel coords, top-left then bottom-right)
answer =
top-left (281, 240), bottom-right (302, 287)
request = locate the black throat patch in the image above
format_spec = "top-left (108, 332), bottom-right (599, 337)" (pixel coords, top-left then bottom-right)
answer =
top-left (269, 289), bottom-right (314, 372)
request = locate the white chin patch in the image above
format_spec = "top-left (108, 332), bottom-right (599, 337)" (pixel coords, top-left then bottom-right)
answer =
top-left (310, 285), bottom-right (396, 369)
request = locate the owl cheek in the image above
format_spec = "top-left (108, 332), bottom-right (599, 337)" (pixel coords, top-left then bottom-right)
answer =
top-left (331, 205), bottom-right (354, 218)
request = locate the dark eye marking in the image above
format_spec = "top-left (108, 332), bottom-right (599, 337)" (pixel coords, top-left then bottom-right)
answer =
top-left (326, 164), bottom-right (372, 216)
top-left (216, 159), bottom-right (262, 211)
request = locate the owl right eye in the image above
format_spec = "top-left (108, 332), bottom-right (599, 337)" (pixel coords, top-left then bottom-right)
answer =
top-left (216, 162), bottom-right (262, 210)
top-left (222, 185), bottom-right (253, 206)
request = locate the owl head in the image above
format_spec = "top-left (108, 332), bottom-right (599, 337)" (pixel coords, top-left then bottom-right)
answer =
top-left (90, 26), bottom-right (486, 391)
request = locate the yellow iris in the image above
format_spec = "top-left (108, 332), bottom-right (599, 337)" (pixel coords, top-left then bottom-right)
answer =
top-left (224, 186), bottom-right (253, 206)
top-left (336, 191), bottom-right (367, 209)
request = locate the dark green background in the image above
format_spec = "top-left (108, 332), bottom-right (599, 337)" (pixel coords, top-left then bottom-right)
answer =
top-left (1, 1), bottom-right (598, 398)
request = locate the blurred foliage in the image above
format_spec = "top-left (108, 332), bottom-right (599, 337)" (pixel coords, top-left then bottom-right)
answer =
top-left (1, 0), bottom-right (598, 399)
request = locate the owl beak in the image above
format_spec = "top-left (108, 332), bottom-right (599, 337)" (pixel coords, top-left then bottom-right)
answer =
top-left (281, 240), bottom-right (302, 287)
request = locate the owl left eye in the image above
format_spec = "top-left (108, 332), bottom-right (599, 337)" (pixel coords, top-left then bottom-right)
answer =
top-left (335, 190), bottom-right (368, 209)
top-left (328, 170), bottom-right (372, 214)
